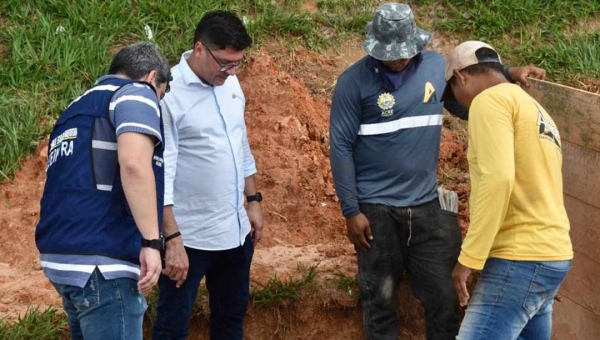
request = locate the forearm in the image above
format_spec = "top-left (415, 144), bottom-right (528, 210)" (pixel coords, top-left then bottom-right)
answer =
top-left (121, 164), bottom-right (160, 240)
top-left (162, 205), bottom-right (179, 236)
top-left (244, 175), bottom-right (258, 196)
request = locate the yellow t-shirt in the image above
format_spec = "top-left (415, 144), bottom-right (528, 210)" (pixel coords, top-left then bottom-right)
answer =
top-left (459, 83), bottom-right (573, 270)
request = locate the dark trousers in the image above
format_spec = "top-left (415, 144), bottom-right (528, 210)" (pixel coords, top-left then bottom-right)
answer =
top-left (357, 200), bottom-right (462, 340)
top-left (152, 234), bottom-right (254, 340)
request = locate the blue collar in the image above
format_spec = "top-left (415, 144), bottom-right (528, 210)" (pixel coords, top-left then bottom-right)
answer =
top-left (371, 53), bottom-right (423, 91)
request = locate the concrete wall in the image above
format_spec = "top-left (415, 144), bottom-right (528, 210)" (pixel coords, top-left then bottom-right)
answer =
top-left (526, 79), bottom-right (600, 340)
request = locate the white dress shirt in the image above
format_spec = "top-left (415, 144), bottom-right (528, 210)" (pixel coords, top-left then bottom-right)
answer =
top-left (161, 50), bottom-right (257, 250)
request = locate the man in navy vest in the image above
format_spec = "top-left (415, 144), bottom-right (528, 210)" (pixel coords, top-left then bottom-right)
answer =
top-left (329, 3), bottom-right (546, 339)
top-left (36, 42), bottom-right (171, 340)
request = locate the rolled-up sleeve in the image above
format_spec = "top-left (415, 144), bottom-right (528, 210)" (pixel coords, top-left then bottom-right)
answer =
top-left (161, 100), bottom-right (179, 206)
top-left (330, 75), bottom-right (362, 218)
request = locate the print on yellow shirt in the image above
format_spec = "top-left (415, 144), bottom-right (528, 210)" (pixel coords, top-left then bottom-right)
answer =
top-left (535, 102), bottom-right (561, 149)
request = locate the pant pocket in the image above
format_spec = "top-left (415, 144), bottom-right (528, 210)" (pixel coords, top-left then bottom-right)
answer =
top-left (119, 278), bottom-right (148, 317)
top-left (61, 270), bottom-right (101, 313)
top-left (522, 261), bottom-right (571, 316)
top-left (438, 207), bottom-right (462, 249)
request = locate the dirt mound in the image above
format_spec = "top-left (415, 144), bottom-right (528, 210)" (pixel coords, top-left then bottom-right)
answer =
top-left (240, 52), bottom-right (355, 286)
top-left (0, 142), bottom-right (61, 320)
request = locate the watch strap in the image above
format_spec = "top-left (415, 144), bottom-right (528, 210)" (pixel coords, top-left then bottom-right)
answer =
top-left (165, 231), bottom-right (181, 243)
top-left (142, 237), bottom-right (164, 250)
top-left (247, 192), bottom-right (262, 203)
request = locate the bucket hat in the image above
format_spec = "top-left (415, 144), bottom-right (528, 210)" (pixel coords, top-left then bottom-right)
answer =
top-left (363, 3), bottom-right (432, 61)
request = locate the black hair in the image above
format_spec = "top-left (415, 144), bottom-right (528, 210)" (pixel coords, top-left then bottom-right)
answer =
top-left (449, 47), bottom-right (504, 86)
top-left (108, 42), bottom-right (171, 84)
top-left (193, 10), bottom-right (253, 51)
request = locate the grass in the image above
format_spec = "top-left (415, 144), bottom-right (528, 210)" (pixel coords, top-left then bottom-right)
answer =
top-left (517, 32), bottom-right (600, 81)
top-left (0, 1), bottom-right (599, 178)
top-left (435, 0), bottom-right (599, 40)
top-left (3, 0), bottom-right (596, 180)
top-left (0, 306), bottom-right (68, 340)
top-left (0, 91), bottom-right (44, 181)
top-left (331, 271), bottom-right (360, 299)
top-left (431, 0), bottom-right (600, 82)
top-left (251, 264), bottom-right (318, 308)
top-left (0, 0), bottom-right (380, 180)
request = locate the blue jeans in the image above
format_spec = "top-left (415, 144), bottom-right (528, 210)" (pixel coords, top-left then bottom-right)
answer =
top-left (457, 259), bottom-right (572, 340)
top-left (358, 200), bottom-right (462, 340)
top-left (51, 268), bottom-right (147, 340)
top-left (152, 233), bottom-right (254, 340)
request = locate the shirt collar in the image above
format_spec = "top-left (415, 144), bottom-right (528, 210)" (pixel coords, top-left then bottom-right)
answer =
top-left (179, 50), bottom-right (211, 88)
top-left (94, 74), bottom-right (126, 85)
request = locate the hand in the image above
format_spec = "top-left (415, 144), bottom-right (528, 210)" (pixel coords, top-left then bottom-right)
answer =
top-left (247, 202), bottom-right (264, 245)
top-left (346, 213), bottom-right (373, 251)
top-left (452, 262), bottom-right (473, 307)
top-left (138, 247), bottom-right (162, 294)
top-left (162, 236), bottom-right (189, 288)
top-left (509, 65), bottom-right (546, 87)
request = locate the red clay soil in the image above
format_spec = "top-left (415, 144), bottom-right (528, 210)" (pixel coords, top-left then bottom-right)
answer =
top-left (0, 142), bottom-right (61, 320)
top-left (0, 49), bottom-right (469, 339)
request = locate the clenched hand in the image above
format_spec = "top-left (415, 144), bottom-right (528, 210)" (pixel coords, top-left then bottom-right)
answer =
top-left (247, 202), bottom-right (264, 245)
top-left (162, 236), bottom-right (189, 288)
top-left (346, 213), bottom-right (373, 251)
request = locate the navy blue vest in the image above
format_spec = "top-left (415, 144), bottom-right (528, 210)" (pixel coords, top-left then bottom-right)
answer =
top-left (36, 77), bottom-right (164, 265)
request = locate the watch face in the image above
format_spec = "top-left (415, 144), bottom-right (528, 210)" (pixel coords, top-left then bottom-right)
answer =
top-left (256, 192), bottom-right (263, 201)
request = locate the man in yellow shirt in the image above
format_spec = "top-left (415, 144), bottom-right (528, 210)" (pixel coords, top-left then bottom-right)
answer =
top-left (442, 41), bottom-right (573, 340)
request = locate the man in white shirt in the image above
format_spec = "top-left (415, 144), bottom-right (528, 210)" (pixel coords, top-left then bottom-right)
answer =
top-left (152, 11), bottom-right (264, 340)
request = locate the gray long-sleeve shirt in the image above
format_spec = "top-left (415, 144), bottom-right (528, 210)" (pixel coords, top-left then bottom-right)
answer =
top-left (329, 51), bottom-right (449, 217)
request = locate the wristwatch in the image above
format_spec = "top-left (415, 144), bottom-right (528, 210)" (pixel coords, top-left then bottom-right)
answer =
top-left (142, 236), bottom-right (165, 250)
top-left (246, 192), bottom-right (263, 203)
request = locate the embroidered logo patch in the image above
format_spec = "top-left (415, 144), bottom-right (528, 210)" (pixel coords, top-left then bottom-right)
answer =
top-left (377, 93), bottom-right (395, 117)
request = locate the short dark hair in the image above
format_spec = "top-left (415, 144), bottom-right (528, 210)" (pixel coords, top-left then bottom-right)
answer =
top-left (108, 42), bottom-right (171, 85)
top-left (449, 47), bottom-right (504, 86)
top-left (193, 10), bottom-right (252, 51)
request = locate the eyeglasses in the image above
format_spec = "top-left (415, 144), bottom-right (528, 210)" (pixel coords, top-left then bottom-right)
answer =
top-left (204, 45), bottom-right (242, 72)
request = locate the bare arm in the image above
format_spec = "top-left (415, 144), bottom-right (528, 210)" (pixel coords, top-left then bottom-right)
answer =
top-left (162, 205), bottom-right (179, 236)
top-left (118, 132), bottom-right (160, 240)
top-left (117, 132), bottom-right (161, 294)
top-left (245, 175), bottom-right (263, 245)
top-left (244, 174), bottom-right (258, 196)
